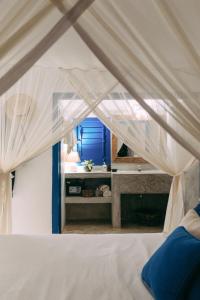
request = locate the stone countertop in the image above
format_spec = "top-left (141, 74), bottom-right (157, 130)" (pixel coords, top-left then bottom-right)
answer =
top-left (65, 171), bottom-right (111, 178)
top-left (112, 170), bottom-right (168, 175)
top-left (64, 169), bottom-right (168, 178)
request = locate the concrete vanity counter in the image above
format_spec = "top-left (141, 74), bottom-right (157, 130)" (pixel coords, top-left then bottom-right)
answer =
top-left (111, 171), bottom-right (172, 228)
top-left (64, 170), bottom-right (172, 228)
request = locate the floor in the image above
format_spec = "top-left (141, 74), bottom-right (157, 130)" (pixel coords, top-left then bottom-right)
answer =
top-left (62, 221), bottom-right (163, 234)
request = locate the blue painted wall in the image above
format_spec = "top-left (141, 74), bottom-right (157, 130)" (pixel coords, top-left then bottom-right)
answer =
top-left (52, 142), bottom-right (61, 234)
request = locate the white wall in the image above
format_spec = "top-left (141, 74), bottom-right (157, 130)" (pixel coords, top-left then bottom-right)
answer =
top-left (183, 160), bottom-right (200, 212)
top-left (12, 150), bottom-right (52, 234)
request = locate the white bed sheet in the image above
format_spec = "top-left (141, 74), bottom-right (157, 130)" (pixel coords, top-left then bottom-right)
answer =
top-left (0, 233), bottom-right (165, 300)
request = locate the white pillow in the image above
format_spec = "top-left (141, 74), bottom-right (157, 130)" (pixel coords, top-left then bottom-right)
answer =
top-left (180, 209), bottom-right (200, 239)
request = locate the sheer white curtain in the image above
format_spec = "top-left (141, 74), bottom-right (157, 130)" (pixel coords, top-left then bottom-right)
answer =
top-left (1, 0), bottom-right (200, 233)
top-left (94, 100), bottom-right (195, 232)
top-left (0, 66), bottom-right (94, 233)
top-left (98, 101), bottom-right (195, 233)
top-left (54, 0), bottom-right (200, 231)
top-left (64, 0), bottom-right (200, 160)
top-left (65, 68), bottom-right (195, 232)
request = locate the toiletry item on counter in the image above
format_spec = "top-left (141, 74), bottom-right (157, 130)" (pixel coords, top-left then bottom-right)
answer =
top-left (99, 185), bottom-right (110, 192)
top-left (107, 164), bottom-right (111, 172)
top-left (103, 161), bottom-right (107, 171)
top-left (95, 188), bottom-right (103, 197)
top-left (103, 190), bottom-right (112, 197)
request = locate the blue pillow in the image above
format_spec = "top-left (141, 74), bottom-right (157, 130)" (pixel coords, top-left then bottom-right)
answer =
top-left (187, 203), bottom-right (200, 299)
top-left (187, 272), bottom-right (200, 300)
top-left (141, 226), bottom-right (200, 300)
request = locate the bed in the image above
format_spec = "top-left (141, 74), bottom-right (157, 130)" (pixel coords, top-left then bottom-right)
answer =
top-left (0, 233), bottom-right (165, 300)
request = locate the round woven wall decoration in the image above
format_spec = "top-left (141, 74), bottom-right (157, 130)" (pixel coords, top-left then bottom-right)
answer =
top-left (5, 94), bottom-right (35, 119)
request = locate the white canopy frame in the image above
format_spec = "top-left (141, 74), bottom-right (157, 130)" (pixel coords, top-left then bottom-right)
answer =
top-left (0, 0), bottom-right (95, 96)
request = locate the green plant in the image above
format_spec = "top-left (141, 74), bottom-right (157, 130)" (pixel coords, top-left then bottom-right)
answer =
top-left (84, 160), bottom-right (93, 171)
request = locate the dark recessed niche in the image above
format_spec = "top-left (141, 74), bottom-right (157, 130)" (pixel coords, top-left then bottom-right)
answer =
top-left (121, 194), bottom-right (168, 227)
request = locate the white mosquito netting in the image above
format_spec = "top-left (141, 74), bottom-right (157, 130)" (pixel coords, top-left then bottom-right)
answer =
top-left (0, 0), bottom-right (200, 233)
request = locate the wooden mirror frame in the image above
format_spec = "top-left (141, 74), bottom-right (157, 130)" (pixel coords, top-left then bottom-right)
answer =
top-left (112, 134), bottom-right (147, 163)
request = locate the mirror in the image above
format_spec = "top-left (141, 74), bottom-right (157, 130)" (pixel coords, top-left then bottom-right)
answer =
top-left (112, 134), bottom-right (147, 163)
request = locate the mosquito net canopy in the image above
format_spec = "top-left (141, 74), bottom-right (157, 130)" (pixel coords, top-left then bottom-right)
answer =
top-left (0, 0), bottom-right (199, 233)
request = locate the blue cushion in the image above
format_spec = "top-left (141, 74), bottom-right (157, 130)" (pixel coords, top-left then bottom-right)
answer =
top-left (141, 226), bottom-right (200, 300)
top-left (187, 200), bottom-right (200, 299)
top-left (194, 203), bottom-right (200, 216)
top-left (187, 272), bottom-right (200, 300)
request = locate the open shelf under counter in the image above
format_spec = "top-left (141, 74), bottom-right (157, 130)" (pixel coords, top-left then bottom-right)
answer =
top-left (65, 196), bottom-right (112, 204)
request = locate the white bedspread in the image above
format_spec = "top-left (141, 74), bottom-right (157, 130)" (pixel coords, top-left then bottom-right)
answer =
top-left (0, 233), bottom-right (164, 300)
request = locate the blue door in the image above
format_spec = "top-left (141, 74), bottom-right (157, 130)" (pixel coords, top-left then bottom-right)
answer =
top-left (76, 118), bottom-right (111, 165)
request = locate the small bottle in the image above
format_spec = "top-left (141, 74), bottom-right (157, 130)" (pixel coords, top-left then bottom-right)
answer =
top-left (103, 161), bottom-right (107, 172)
top-left (95, 188), bottom-right (103, 197)
top-left (107, 164), bottom-right (111, 172)
top-left (95, 188), bottom-right (99, 197)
